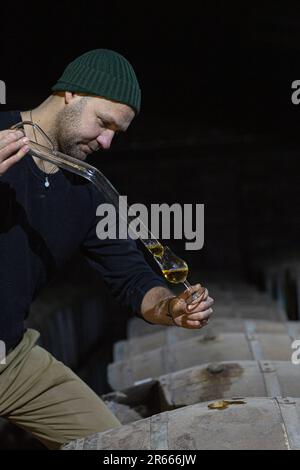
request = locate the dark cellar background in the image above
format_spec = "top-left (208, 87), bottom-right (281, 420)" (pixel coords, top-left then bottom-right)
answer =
top-left (1, 0), bottom-right (300, 448)
top-left (1, 1), bottom-right (300, 271)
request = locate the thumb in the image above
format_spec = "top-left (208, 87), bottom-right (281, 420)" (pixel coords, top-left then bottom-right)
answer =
top-left (171, 284), bottom-right (206, 317)
top-left (178, 284), bottom-right (206, 305)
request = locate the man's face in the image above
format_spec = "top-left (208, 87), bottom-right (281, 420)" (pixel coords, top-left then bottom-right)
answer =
top-left (54, 94), bottom-right (135, 160)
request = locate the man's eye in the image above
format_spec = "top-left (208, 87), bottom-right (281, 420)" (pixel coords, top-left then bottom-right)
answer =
top-left (97, 118), bottom-right (106, 126)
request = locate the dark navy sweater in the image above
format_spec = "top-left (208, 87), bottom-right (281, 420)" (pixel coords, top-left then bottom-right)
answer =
top-left (0, 111), bottom-right (166, 351)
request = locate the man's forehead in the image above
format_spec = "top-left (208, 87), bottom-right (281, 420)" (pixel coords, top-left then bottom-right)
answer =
top-left (92, 96), bottom-right (133, 114)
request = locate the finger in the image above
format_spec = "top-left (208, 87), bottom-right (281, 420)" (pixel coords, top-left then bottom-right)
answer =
top-left (184, 319), bottom-right (202, 329)
top-left (171, 286), bottom-right (210, 317)
top-left (0, 130), bottom-right (24, 151)
top-left (184, 318), bottom-right (209, 329)
top-left (180, 284), bottom-right (206, 304)
top-left (182, 283), bottom-right (203, 299)
top-left (186, 296), bottom-right (214, 313)
top-left (0, 145), bottom-right (30, 174)
top-left (171, 286), bottom-right (202, 315)
top-left (0, 137), bottom-right (29, 164)
top-left (186, 289), bottom-right (210, 308)
top-left (187, 307), bottom-right (213, 322)
top-left (198, 288), bottom-right (209, 302)
top-left (190, 287), bottom-right (209, 304)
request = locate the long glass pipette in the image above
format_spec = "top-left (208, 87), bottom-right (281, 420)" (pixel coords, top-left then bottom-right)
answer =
top-left (11, 121), bottom-right (200, 299)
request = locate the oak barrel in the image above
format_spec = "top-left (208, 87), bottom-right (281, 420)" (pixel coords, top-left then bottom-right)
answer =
top-left (108, 332), bottom-right (295, 390)
top-left (127, 303), bottom-right (287, 338)
top-left (116, 318), bottom-right (299, 361)
top-left (103, 361), bottom-right (300, 418)
top-left (62, 397), bottom-right (300, 450)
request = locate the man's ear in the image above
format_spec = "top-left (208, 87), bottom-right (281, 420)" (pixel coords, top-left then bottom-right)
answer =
top-left (64, 91), bottom-right (77, 104)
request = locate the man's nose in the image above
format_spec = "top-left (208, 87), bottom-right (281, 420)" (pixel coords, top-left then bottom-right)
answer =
top-left (96, 130), bottom-right (115, 150)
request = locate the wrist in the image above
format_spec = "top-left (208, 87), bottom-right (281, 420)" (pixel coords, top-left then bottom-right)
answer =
top-left (141, 294), bottom-right (177, 326)
top-left (165, 296), bottom-right (177, 326)
top-left (155, 295), bottom-right (177, 326)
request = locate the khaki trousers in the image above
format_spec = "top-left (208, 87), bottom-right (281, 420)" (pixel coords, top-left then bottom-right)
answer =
top-left (0, 329), bottom-right (121, 449)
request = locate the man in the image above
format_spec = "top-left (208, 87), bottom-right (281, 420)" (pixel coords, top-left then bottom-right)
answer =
top-left (0, 49), bottom-right (214, 449)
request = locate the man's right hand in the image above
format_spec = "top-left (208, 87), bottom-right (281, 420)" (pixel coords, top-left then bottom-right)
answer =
top-left (0, 130), bottom-right (30, 176)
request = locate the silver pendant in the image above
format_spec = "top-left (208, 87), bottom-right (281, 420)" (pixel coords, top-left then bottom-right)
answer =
top-left (45, 177), bottom-right (50, 188)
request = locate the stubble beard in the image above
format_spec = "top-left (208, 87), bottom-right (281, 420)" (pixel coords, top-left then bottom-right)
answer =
top-left (54, 99), bottom-right (88, 161)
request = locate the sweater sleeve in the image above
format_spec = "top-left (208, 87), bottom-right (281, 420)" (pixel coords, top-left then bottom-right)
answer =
top-left (80, 189), bottom-right (168, 316)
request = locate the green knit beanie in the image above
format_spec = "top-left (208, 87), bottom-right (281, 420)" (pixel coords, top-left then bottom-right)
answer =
top-left (51, 49), bottom-right (141, 114)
